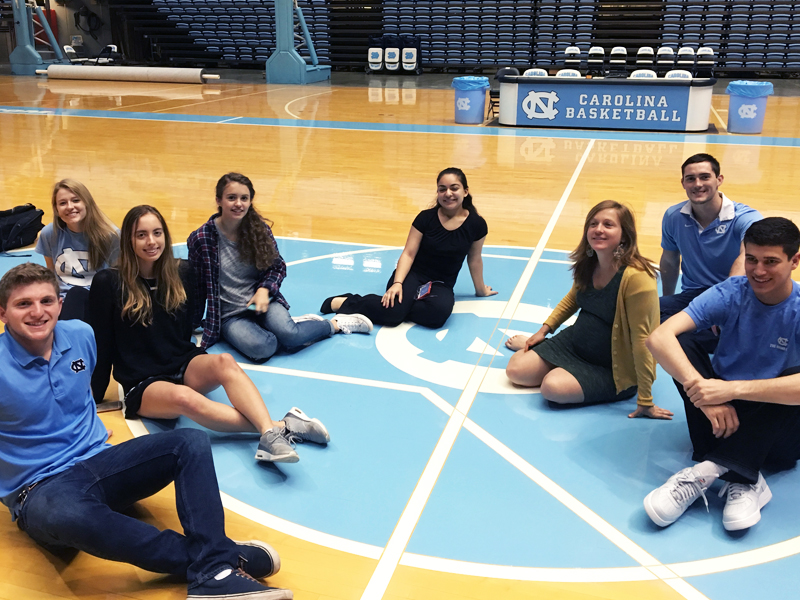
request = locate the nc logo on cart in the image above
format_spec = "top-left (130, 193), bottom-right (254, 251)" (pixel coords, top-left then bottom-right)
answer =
top-left (456, 97), bottom-right (471, 111)
top-left (738, 104), bottom-right (758, 119)
top-left (522, 91), bottom-right (559, 120)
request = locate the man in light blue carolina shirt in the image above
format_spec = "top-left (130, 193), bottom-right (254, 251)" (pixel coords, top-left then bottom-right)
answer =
top-left (659, 153), bottom-right (762, 354)
top-left (0, 263), bottom-right (291, 600)
top-left (644, 218), bottom-right (800, 532)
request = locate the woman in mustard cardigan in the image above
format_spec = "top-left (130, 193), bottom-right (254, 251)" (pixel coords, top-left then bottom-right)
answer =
top-left (505, 200), bottom-right (673, 419)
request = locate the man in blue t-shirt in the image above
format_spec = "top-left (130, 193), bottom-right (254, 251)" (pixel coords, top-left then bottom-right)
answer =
top-left (644, 218), bottom-right (800, 532)
top-left (659, 153), bottom-right (762, 353)
top-left (0, 263), bottom-right (291, 600)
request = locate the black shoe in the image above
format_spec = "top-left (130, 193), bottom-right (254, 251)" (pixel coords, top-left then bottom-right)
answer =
top-left (236, 540), bottom-right (280, 579)
top-left (320, 293), bottom-right (352, 314)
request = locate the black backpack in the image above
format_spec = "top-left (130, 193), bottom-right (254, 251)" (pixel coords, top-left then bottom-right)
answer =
top-left (0, 204), bottom-right (45, 253)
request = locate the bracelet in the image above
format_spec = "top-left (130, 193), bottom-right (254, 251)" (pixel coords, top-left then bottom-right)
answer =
top-left (393, 281), bottom-right (403, 286)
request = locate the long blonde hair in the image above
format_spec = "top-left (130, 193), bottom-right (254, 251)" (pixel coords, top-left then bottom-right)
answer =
top-left (118, 205), bottom-right (186, 326)
top-left (570, 200), bottom-right (657, 291)
top-left (51, 179), bottom-right (118, 270)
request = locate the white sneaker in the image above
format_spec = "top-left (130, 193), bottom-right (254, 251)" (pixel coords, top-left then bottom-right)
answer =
top-left (720, 472), bottom-right (772, 531)
top-left (292, 314), bottom-right (324, 323)
top-left (333, 313), bottom-right (373, 334)
top-left (644, 466), bottom-right (714, 527)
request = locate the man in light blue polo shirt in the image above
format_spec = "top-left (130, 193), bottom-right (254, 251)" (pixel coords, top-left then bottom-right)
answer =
top-left (0, 263), bottom-right (291, 600)
top-left (644, 218), bottom-right (800, 532)
top-left (660, 153), bottom-right (762, 354)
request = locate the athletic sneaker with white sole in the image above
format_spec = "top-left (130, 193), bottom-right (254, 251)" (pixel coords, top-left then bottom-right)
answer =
top-left (187, 567), bottom-right (292, 600)
top-left (292, 314), bottom-right (325, 323)
top-left (236, 540), bottom-right (280, 579)
top-left (255, 427), bottom-right (299, 463)
top-left (333, 313), bottom-right (373, 334)
top-left (644, 466), bottom-right (714, 527)
top-left (283, 407), bottom-right (330, 444)
top-left (720, 472), bottom-right (772, 531)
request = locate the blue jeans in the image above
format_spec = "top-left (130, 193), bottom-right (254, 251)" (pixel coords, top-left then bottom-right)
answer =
top-left (17, 429), bottom-right (239, 588)
top-left (221, 303), bottom-right (334, 362)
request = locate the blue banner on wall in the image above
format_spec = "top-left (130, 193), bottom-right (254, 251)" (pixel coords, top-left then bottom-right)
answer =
top-left (514, 82), bottom-right (691, 131)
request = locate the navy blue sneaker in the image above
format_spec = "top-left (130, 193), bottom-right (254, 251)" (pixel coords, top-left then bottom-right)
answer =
top-left (236, 540), bottom-right (280, 579)
top-left (187, 568), bottom-right (292, 600)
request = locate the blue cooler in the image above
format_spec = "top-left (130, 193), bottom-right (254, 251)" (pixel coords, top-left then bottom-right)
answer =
top-left (452, 76), bottom-right (490, 124)
top-left (726, 80), bottom-right (774, 134)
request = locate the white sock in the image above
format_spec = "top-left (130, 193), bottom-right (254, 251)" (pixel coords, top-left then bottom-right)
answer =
top-left (693, 460), bottom-right (729, 480)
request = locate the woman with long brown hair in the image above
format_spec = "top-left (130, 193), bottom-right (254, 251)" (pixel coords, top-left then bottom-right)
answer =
top-left (89, 205), bottom-right (329, 463)
top-left (505, 200), bottom-right (672, 419)
top-left (35, 179), bottom-right (119, 321)
top-left (188, 172), bottom-right (372, 363)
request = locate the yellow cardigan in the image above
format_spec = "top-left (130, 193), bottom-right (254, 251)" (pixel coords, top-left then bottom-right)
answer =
top-left (542, 266), bottom-right (659, 406)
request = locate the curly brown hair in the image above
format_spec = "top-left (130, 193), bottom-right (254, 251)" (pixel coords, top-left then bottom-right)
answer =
top-left (215, 173), bottom-right (277, 270)
top-left (570, 200), bottom-right (657, 291)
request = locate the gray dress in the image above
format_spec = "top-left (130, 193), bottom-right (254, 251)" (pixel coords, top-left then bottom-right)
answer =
top-left (534, 267), bottom-right (637, 404)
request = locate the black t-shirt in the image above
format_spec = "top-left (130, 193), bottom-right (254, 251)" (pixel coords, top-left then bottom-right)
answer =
top-left (89, 261), bottom-right (199, 400)
top-left (410, 207), bottom-right (488, 288)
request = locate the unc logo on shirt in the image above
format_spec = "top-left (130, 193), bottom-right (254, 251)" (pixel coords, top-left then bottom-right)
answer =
top-left (715, 224), bottom-right (728, 235)
top-left (71, 358), bottom-right (87, 373)
top-left (770, 337), bottom-right (788, 352)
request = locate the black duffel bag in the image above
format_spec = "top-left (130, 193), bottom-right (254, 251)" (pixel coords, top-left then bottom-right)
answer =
top-left (0, 204), bottom-right (45, 253)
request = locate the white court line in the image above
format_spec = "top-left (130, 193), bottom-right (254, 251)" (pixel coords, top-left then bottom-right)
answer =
top-left (285, 246), bottom-right (401, 267)
top-left (461, 419), bottom-right (662, 566)
top-left (221, 493), bottom-right (383, 559)
top-left (218, 116), bottom-right (242, 124)
top-left (710, 105), bottom-right (727, 132)
top-left (539, 258), bottom-right (573, 265)
top-left (240, 363), bottom-right (454, 416)
top-left (501, 139), bottom-right (595, 321)
top-left (399, 554), bottom-right (655, 583)
top-left (284, 90), bottom-right (334, 119)
top-left (358, 140), bottom-right (597, 600)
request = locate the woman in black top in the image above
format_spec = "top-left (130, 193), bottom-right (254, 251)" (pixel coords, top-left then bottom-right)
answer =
top-left (89, 205), bottom-right (329, 463)
top-left (321, 168), bottom-right (496, 328)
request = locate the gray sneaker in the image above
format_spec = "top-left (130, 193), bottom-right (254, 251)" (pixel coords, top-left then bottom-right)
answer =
top-left (292, 314), bottom-right (324, 323)
top-left (255, 427), bottom-right (299, 463)
top-left (283, 407), bottom-right (330, 444)
top-left (333, 313), bottom-right (373, 334)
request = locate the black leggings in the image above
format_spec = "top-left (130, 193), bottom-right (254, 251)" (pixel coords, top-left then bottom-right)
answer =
top-left (61, 287), bottom-right (90, 323)
top-left (337, 270), bottom-right (455, 328)
top-left (677, 330), bottom-right (800, 484)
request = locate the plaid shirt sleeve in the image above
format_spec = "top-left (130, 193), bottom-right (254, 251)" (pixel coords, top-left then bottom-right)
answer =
top-left (187, 220), bottom-right (222, 349)
top-left (258, 224), bottom-right (289, 310)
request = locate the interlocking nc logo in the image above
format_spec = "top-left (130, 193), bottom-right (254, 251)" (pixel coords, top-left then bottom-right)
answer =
top-left (522, 91), bottom-right (559, 120)
top-left (738, 104), bottom-right (758, 119)
top-left (715, 223), bottom-right (728, 235)
top-left (456, 97), bottom-right (471, 111)
top-left (778, 337), bottom-right (788, 347)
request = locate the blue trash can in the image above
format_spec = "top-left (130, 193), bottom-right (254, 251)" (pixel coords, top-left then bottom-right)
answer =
top-left (726, 80), bottom-right (774, 134)
top-left (452, 76), bottom-right (490, 124)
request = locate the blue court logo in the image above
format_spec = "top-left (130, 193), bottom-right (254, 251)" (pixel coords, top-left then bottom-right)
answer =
top-left (376, 300), bottom-right (575, 394)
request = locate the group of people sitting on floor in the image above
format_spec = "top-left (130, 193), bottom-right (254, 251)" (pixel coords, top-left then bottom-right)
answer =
top-left (1, 156), bottom-right (798, 600)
